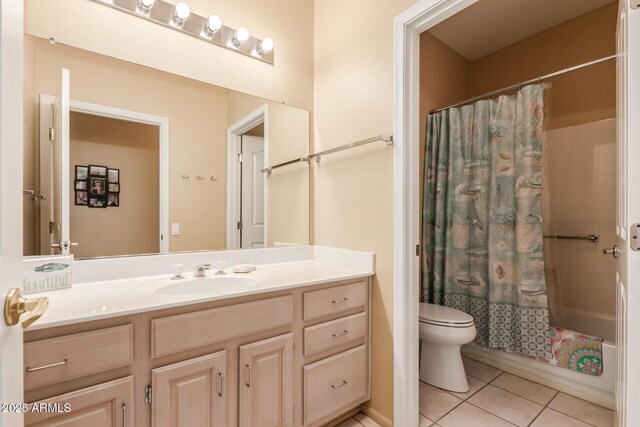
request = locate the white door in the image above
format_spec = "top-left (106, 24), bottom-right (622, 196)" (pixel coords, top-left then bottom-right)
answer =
top-left (0, 0), bottom-right (26, 425)
top-left (51, 69), bottom-right (70, 255)
top-left (39, 70), bottom-right (70, 255)
top-left (615, 1), bottom-right (640, 426)
top-left (240, 135), bottom-right (265, 248)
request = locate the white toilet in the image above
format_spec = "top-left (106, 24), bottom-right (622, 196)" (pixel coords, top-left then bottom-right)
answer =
top-left (419, 303), bottom-right (477, 392)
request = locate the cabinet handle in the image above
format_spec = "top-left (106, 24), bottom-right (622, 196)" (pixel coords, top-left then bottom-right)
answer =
top-left (245, 364), bottom-right (252, 388)
top-left (217, 372), bottom-right (225, 397)
top-left (332, 330), bottom-right (349, 338)
top-left (122, 403), bottom-right (127, 427)
top-left (331, 379), bottom-right (348, 389)
top-left (331, 297), bottom-right (349, 304)
top-left (25, 358), bottom-right (67, 373)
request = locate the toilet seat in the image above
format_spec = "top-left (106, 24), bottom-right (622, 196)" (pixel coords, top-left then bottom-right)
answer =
top-left (419, 303), bottom-right (475, 328)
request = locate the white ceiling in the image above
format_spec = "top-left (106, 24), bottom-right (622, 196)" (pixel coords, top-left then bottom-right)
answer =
top-left (429, 0), bottom-right (616, 61)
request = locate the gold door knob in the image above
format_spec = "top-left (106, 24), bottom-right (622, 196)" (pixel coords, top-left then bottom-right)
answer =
top-left (3, 288), bottom-right (49, 328)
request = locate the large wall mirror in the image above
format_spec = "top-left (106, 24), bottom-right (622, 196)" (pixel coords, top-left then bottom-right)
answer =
top-left (23, 1), bottom-right (310, 259)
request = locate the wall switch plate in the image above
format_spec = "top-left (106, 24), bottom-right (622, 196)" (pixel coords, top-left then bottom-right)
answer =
top-left (171, 223), bottom-right (180, 235)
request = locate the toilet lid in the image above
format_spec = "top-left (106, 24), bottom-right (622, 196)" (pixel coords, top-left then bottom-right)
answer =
top-left (419, 303), bottom-right (474, 326)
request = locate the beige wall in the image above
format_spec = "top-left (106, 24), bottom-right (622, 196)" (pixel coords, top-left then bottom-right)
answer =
top-left (314, 0), bottom-right (417, 424)
top-left (227, 91), bottom-right (310, 247)
top-left (25, 0), bottom-right (314, 111)
top-left (419, 33), bottom-right (470, 239)
top-left (24, 35), bottom-right (229, 253)
top-left (468, 2), bottom-right (617, 130)
top-left (70, 112), bottom-right (160, 258)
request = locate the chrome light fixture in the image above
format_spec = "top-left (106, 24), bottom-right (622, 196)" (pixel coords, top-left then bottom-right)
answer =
top-left (137, 0), bottom-right (155, 15)
top-left (230, 27), bottom-right (249, 48)
top-left (92, 0), bottom-right (274, 64)
top-left (256, 38), bottom-right (274, 56)
top-left (171, 2), bottom-right (190, 27)
top-left (202, 15), bottom-right (222, 38)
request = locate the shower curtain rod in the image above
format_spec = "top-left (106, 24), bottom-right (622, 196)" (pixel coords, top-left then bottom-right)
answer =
top-left (429, 54), bottom-right (617, 114)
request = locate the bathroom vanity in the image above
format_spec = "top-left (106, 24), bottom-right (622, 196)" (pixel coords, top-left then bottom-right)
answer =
top-left (21, 251), bottom-right (373, 427)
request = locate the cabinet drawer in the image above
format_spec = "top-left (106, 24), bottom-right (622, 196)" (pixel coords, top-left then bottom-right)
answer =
top-left (303, 345), bottom-right (367, 427)
top-left (152, 295), bottom-right (293, 358)
top-left (25, 376), bottom-right (133, 426)
top-left (24, 325), bottom-right (133, 390)
top-left (303, 281), bottom-right (367, 321)
top-left (304, 312), bottom-right (367, 356)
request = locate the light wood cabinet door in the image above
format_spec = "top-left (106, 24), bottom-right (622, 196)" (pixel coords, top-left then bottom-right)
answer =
top-left (25, 376), bottom-right (133, 427)
top-left (152, 351), bottom-right (227, 427)
top-left (239, 333), bottom-right (294, 427)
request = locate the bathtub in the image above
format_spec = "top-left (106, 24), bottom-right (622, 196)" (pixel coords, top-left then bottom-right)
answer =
top-left (462, 340), bottom-right (616, 409)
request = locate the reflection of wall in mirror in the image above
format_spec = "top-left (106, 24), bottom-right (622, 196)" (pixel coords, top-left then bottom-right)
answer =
top-left (70, 112), bottom-right (159, 258)
top-left (23, 35), bottom-right (229, 254)
top-left (23, 35), bottom-right (310, 255)
top-left (228, 92), bottom-right (310, 247)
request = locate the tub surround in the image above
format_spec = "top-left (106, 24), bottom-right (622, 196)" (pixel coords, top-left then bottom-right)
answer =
top-left (23, 246), bottom-right (374, 427)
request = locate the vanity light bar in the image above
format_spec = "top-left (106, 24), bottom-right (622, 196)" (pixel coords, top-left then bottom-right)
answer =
top-left (93, 0), bottom-right (275, 64)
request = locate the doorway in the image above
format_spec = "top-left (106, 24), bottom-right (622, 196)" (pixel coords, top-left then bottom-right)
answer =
top-left (36, 96), bottom-right (170, 257)
top-left (392, 0), bottom-right (638, 426)
top-left (240, 128), bottom-right (265, 249)
top-left (226, 104), bottom-right (269, 249)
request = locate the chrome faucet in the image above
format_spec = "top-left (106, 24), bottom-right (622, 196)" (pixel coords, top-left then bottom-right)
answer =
top-left (193, 264), bottom-right (211, 277)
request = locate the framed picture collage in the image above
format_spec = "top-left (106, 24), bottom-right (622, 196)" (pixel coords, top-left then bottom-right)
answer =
top-left (75, 165), bottom-right (120, 208)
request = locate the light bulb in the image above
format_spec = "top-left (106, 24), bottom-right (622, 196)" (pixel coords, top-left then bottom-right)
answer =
top-left (175, 2), bottom-right (190, 20)
top-left (230, 27), bottom-right (249, 48)
top-left (137, 0), bottom-right (155, 14)
top-left (170, 2), bottom-right (190, 26)
top-left (207, 15), bottom-right (222, 33)
top-left (202, 14), bottom-right (222, 38)
top-left (236, 27), bottom-right (249, 42)
top-left (257, 38), bottom-right (274, 55)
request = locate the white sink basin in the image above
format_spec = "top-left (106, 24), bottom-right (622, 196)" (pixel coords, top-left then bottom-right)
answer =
top-left (151, 275), bottom-right (260, 296)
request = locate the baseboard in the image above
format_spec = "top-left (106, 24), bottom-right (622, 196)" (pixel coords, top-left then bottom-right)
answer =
top-left (323, 408), bottom-right (362, 427)
top-left (360, 404), bottom-right (393, 427)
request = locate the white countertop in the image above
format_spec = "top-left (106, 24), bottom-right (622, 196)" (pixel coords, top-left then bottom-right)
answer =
top-left (27, 260), bottom-right (374, 330)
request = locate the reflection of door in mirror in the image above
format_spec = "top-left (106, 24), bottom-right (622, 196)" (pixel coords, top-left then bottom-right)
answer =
top-left (27, 70), bottom-right (70, 257)
top-left (241, 133), bottom-right (265, 249)
top-left (69, 112), bottom-right (163, 259)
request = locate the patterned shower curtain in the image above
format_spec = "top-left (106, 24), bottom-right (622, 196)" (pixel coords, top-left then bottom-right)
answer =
top-left (422, 84), bottom-right (552, 359)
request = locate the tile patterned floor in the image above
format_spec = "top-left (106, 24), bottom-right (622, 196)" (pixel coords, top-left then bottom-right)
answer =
top-left (419, 356), bottom-right (615, 427)
top-left (337, 413), bottom-right (382, 427)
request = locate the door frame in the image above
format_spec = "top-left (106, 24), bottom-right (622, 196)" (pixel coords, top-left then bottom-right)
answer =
top-left (0, 0), bottom-right (26, 424)
top-left (40, 98), bottom-right (170, 253)
top-left (226, 104), bottom-right (269, 249)
top-left (392, 1), bottom-right (479, 425)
